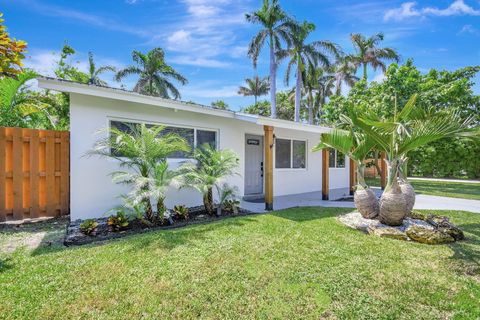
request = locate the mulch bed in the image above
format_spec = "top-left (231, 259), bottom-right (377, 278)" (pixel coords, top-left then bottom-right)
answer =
top-left (64, 206), bottom-right (254, 246)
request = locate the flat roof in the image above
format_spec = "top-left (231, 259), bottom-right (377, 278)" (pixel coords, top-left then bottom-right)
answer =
top-left (37, 77), bottom-right (331, 134)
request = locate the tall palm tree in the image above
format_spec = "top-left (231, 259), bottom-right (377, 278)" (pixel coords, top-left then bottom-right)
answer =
top-left (87, 52), bottom-right (116, 86)
top-left (333, 56), bottom-right (359, 95)
top-left (246, 0), bottom-right (297, 118)
top-left (238, 76), bottom-right (270, 104)
top-left (116, 48), bottom-right (187, 99)
top-left (279, 21), bottom-right (340, 122)
top-left (349, 33), bottom-right (399, 81)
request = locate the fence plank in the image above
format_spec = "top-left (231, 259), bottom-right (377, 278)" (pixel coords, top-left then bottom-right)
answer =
top-left (30, 129), bottom-right (40, 218)
top-left (45, 131), bottom-right (56, 216)
top-left (60, 132), bottom-right (69, 215)
top-left (0, 128), bottom-right (6, 222)
top-left (12, 128), bottom-right (23, 220)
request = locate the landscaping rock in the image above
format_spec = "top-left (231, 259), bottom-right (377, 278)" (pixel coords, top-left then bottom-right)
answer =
top-left (406, 226), bottom-right (455, 245)
top-left (367, 226), bottom-right (409, 241)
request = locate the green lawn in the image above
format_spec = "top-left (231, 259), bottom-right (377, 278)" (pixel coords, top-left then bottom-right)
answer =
top-left (365, 177), bottom-right (480, 200)
top-left (1, 207), bottom-right (479, 319)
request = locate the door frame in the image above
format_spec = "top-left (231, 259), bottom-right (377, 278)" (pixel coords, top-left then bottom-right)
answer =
top-left (244, 133), bottom-right (264, 196)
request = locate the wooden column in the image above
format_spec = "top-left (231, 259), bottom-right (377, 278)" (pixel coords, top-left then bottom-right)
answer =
top-left (380, 152), bottom-right (387, 190)
top-left (349, 158), bottom-right (356, 196)
top-left (322, 149), bottom-right (329, 200)
top-left (264, 125), bottom-right (274, 211)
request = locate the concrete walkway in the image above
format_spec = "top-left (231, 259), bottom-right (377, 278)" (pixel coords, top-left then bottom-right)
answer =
top-left (241, 189), bottom-right (480, 214)
top-left (408, 177), bottom-right (480, 184)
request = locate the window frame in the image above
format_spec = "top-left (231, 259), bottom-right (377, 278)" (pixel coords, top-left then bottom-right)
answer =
top-left (274, 137), bottom-right (307, 170)
top-left (107, 117), bottom-right (219, 159)
top-left (328, 149), bottom-right (346, 168)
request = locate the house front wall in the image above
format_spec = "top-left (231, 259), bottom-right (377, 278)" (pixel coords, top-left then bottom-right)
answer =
top-left (69, 93), bottom-right (350, 220)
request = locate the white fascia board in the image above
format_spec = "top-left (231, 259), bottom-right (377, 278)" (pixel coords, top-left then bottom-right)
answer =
top-left (37, 77), bottom-right (236, 120)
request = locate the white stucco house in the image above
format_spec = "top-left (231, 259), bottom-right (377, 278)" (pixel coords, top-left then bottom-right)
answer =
top-left (38, 77), bottom-right (352, 221)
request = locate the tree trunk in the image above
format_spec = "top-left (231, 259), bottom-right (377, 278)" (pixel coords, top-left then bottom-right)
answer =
top-left (294, 62), bottom-right (302, 122)
top-left (354, 162), bottom-right (379, 219)
top-left (363, 63), bottom-right (368, 81)
top-left (254, 94), bottom-right (257, 105)
top-left (379, 159), bottom-right (407, 226)
top-left (269, 35), bottom-right (277, 118)
top-left (144, 199), bottom-right (155, 222)
top-left (398, 160), bottom-right (415, 214)
top-left (203, 187), bottom-right (214, 215)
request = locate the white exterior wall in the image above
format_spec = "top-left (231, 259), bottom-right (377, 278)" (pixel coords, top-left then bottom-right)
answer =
top-left (70, 93), bottom-right (350, 220)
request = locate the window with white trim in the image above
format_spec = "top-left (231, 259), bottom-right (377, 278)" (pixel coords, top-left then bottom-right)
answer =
top-left (110, 120), bottom-right (217, 158)
top-left (329, 149), bottom-right (345, 168)
top-left (275, 138), bottom-right (306, 169)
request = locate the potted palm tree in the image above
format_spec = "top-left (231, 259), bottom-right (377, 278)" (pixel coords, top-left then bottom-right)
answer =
top-left (182, 144), bottom-right (239, 216)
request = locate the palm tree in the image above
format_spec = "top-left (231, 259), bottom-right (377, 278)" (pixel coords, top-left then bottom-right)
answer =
top-left (182, 144), bottom-right (239, 215)
top-left (87, 52), bottom-right (116, 86)
top-left (116, 48), bottom-right (187, 99)
top-left (279, 21), bottom-right (340, 122)
top-left (88, 123), bottom-right (190, 222)
top-left (301, 66), bottom-right (335, 124)
top-left (238, 76), bottom-right (270, 104)
top-left (246, 0), bottom-right (297, 118)
top-left (313, 115), bottom-right (379, 219)
top-left (356, 95), bottom-right (479, 225)
top-left (333, 56), bottom-right (359, 95)
top-left (349, 33), bottom-right (399, 81)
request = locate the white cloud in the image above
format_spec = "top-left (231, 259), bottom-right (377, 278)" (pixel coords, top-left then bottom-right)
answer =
top-left (384, 0), bottom-right (480, 21)
top-left (167, 30), bottom-right (191, 45)
top-left (170, 56), bottom-right (230, 68)
top-left (372, 72), bottom-right (386, 83)
top-left (188, 4), bottom-right (220, 17)
top-left (384, 2), bottom-right (421, 22)
top-left (458, 24), bottom-right (480, 35)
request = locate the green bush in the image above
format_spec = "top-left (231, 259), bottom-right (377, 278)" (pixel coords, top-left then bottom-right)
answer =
top-left (80, 219), bottom-right (98, 235)
top-left (172, 205), bottom-right (189, 220)
top-left (107, 211), bottom-right (130, 231)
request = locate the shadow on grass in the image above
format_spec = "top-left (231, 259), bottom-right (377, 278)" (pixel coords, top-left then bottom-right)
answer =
top-left (0, 257), bottom-right (13, 273)
top-left (271, 207), bottom-right (352, 223)
top-left (448, 222), bottom-right (480, 278)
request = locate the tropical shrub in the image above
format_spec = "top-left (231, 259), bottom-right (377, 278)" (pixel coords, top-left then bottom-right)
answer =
top-left (107, 211), bottom-right (130, 231)
top-left (80, 219), bottom-right (98, 235)
top-left (182, 144), bottom-right (239, 215)
top-left (0, 13), bottom-right (27, 78)
top-left (172, 205), bottom-right (189, 220)
top-left (217, 183), bottom-right (240, 214)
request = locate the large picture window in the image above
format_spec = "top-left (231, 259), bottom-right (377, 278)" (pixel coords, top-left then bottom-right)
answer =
top-left (275, 138), bottom-right (306, 169)
top-left (110, 120), bottom-right (217, 159)
top-left (329, 149), bottom-right (345, 168)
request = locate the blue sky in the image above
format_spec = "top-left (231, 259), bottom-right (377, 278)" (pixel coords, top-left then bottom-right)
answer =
top-left (2, 0), bottom-right (480, 110)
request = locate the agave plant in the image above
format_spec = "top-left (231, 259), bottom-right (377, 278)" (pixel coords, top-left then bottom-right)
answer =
top-left (313, 112), bottom-right (378, 218)
top-left (356, 94), bottom-right (479, 225)
top-left (88, 123), bottom-right (190, 222)
top-left (182, 144), bottom-right (239, 215)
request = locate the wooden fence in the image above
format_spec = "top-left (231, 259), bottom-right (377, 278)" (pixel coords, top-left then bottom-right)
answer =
top-left (0, 127), bottom-right (70, 221)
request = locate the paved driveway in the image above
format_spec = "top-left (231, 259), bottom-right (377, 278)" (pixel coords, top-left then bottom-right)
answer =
top-left (241, 189), bottom-right (480, 213)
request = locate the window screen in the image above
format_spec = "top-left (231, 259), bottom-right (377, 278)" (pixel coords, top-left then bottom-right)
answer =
top-left (275, 138), bottom-right (291, 169)
top-left (197, 130), bottom-right (217, 149)
top-left (292, 140), bottom-right (306, 168)
top-left (329, 149), bottom-right (336, 168)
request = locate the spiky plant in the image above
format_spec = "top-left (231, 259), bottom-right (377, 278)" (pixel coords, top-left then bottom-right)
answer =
top-left (246, 0), bottom-right (297, 118)
top-left (88, 123), bottom-right (190, 222)
top-left (182, 144), bottom-right (239, 215)
top-left (116, 48), bottom-right (187, 99)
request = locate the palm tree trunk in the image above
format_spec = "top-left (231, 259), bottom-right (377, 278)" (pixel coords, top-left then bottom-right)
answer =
top-left (363, 63), bottom-right (368, 81)
top-left (269, 35), bottom-right (277, 118)
top-left (254, 94), bottom-right (257, 105)
top-left (203, 187), bottom-right (214, 215)
top-left (294, 62), bottom-right (302, 122)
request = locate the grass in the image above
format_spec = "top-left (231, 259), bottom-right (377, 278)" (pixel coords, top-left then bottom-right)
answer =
top-left (365, 177), bottom-right (480, 200)
top-left (1, 207), bottom-right (479, 319)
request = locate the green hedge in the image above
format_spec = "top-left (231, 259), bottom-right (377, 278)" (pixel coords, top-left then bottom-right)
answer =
top-left (408, 138), bottom-right (480, 179)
